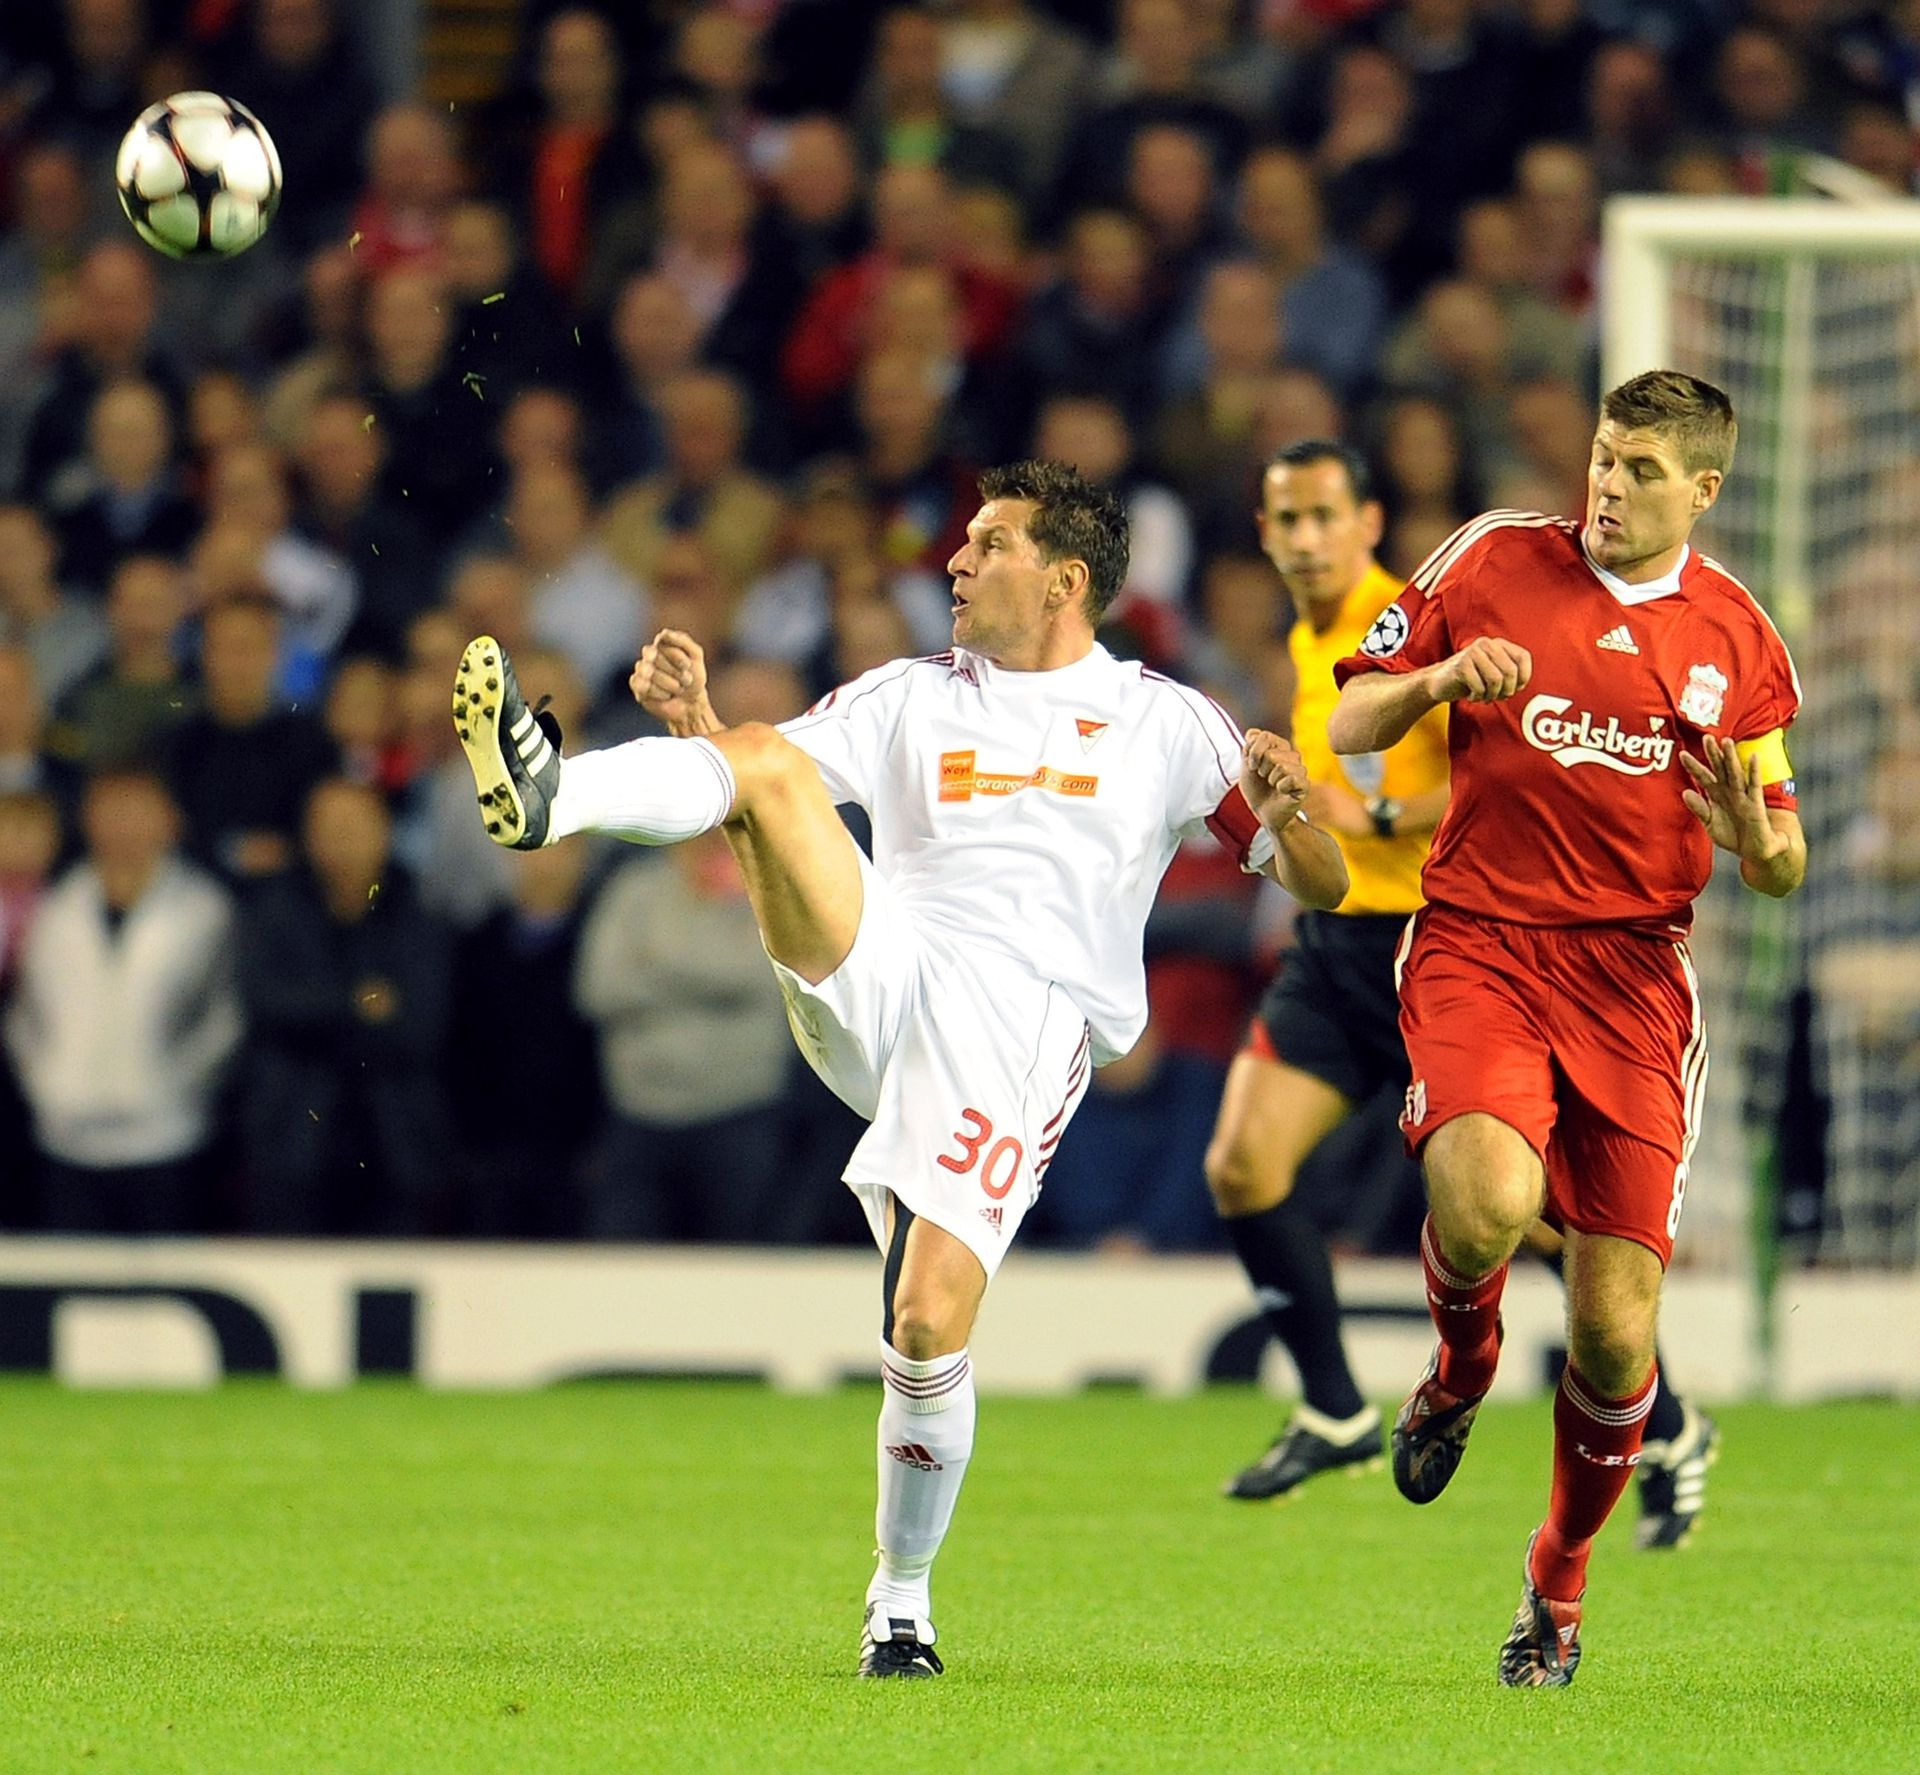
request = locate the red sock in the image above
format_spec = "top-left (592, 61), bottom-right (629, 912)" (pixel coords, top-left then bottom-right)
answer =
top-left (1530, 1363), bottom-right (1658, 1602)
top-left (1420, 1214), bottom-right (1507, 1398)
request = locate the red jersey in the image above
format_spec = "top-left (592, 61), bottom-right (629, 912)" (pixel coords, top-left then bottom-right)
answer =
top-left (1334, 512), bottom-right (1801, 932)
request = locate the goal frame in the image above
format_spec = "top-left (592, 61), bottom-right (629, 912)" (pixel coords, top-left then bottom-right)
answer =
top-left (1603, 197), bottom-right (1920, 378)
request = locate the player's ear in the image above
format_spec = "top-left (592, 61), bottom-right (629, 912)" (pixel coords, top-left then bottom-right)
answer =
top-left (1360, 498), bottom-right (1386, 550)
top-left (1690, 469), bottom-right (1722, 515)
top-left (1049, 558), bottom-right (1089, 612)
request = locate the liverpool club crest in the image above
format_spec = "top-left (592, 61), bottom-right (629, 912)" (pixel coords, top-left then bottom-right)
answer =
top-left (1677, 662), bottom-right (1728, 729)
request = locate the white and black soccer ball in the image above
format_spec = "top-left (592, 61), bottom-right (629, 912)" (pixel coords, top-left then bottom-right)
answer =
top-left (115, 92), bottom-right (283, 259)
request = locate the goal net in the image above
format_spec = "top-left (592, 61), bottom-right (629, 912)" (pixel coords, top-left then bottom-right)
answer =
top-left (1603, 198), bottom-right (1920, 1279)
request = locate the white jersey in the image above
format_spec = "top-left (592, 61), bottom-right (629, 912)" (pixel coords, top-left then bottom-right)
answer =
top-left (778, 644), bottom-right (1274, 1064)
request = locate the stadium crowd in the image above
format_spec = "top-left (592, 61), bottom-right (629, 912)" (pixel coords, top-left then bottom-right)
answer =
top-left (0, 0), bottom-right (1913, 1245)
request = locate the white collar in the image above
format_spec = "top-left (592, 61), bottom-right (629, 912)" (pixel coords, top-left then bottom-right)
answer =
top-left (968, 642), bottom-right (1109, 686)
top-left (1583, 542), bottom-right (1690, 607)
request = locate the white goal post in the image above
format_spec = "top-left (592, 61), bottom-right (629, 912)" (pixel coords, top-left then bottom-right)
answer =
top-left (1601, 196), bottom-right (1920, 1289)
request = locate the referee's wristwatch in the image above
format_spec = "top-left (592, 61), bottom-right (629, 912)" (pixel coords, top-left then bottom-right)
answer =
top-left (1365, 795), bottom-right (1401, 839)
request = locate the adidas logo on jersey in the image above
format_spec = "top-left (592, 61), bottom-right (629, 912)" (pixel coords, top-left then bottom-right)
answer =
top-left (1595, 625), bottom-right (1639, 654)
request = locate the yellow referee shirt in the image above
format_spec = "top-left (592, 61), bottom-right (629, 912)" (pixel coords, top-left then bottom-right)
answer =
top-left (1289, 563), bottom-right (1449, 916)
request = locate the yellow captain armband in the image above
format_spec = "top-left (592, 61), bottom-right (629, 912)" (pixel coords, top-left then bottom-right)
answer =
top-left (1735, 728), bottom-right (1793, 785)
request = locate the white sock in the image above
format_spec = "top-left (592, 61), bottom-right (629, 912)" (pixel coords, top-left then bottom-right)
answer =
top-left (547, 735), bottom-right (736, 844)
top-left (868, 1340), bottom-right (976, 1623)
top-left (1293, 1401), bottom-right (1381, 1445)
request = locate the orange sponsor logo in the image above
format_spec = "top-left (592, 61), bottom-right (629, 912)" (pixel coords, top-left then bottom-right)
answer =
top-left (939, 750), bottom-right (977, 801)
top-left (937, 751), bottom-right (1097, 803)
top-left (1028, 766), bottom-right (1098, 797)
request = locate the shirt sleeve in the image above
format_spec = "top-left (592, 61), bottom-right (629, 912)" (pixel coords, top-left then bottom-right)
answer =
top-left (1164, 682), bottom-right (1277, 873)
top-left (1332, 520), bottom-right (1479, 686)
top-left (775, 659), bottom-right (915, 811)
top-left (1734, 609), bottom-right (1803, 811)
top-left (1737, 618), bottom-right (1802, 736)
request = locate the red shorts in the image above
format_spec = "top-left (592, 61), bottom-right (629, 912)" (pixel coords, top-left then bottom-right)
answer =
top-left (1394, 907), bottom-right (1707, 1265)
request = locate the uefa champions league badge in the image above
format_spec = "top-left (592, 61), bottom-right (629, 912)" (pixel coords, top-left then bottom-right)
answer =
top-left (1361, 604), bottom-right (1410, 658)
top-left (1677, 662), bottom-right (1729, 729)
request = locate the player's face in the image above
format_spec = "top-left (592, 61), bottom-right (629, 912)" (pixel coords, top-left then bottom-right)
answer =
top-left (946, 499), bottom-right (1060, 662)
top-left (1258, 459), bottom-right (1382, 605)
top-left (1584, 421), bottom-right (1721, 578)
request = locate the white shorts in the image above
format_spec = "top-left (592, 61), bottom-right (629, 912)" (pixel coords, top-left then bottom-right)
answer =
top-left (767, 853), bottom-right (1093, 1278)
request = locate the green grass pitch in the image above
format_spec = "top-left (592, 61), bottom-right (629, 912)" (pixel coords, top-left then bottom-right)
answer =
top-left (3, 1382), bottom-right (1914, 1773)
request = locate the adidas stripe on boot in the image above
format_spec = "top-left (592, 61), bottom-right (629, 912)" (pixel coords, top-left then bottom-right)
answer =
top-left (453, 635), bottom-right (562, 850)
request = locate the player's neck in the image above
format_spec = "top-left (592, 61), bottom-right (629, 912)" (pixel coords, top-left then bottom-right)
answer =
top-left (979, 628), bottom-right (1097, 673)
top-left (1584, 528), bottom-right (1692, 587)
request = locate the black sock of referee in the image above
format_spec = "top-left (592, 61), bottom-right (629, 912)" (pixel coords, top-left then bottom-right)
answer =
top-left (1224, 1197), bottom-right (1367, 1422)
top-left (1538, 1247), bottom-right (1686, 1444)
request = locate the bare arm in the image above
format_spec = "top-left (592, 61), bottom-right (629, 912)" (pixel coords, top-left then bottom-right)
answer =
top-left (630, 630), bottom-right (724, 736)
top-left (1742, 811), bottom-right (1807, 897)
top-left (1681, 735), bottom-right (1807, 898)
top-left (1328, 638), bottom-right (1533, 755)
top-left (1261, 811), bottom-right (1349, 908)
top-left (1306, 777), bottom-right (1451, 841)
top-left (1392, 782), bottom-right (1452, 837)
top-left (1241, 728), bottom-right (1349, 909)
top-left (1327, 670), bottom-right (1445, 757)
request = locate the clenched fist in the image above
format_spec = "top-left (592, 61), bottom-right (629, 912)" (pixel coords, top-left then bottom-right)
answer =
top-left (630, 629), bottom-right (715, 735)
top-left (1241, 729), bottom-right (1310, 827)
top-left (1428, 636), bottom-right (1532, 704)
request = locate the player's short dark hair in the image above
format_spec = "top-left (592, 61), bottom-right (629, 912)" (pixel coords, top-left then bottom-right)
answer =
top-left (978, 459), bottom-right (1130, 623)
top-left (1267, 439), bottom-right (1375, 507)
top-left (1601, 371), bottom-right (1737, 475)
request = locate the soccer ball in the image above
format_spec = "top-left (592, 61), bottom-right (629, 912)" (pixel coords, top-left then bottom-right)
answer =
top-left (115, 92), bottom-right (283, 259)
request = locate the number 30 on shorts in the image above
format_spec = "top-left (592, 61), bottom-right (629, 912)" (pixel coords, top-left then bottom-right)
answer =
top-left (937, 1109), bottom-right (1025, 1199)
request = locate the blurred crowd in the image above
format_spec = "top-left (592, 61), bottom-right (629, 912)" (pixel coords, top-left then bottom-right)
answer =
top-left (0, 0), bottom-right (1915, 1249)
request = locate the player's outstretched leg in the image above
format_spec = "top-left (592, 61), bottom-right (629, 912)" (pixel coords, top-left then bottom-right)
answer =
top-left (453, 635), bottom-right (563, 849)
top-left (1635, 1397), bottom-right (1720, 1549)
top-left (1498, 1530), bottom-right (1583, 1687)
top-left (455, 635), bottom-right (740, 853)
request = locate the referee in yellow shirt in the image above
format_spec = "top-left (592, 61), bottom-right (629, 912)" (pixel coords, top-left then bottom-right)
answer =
top-left (1206, 440), bottom-right (1448, 1500)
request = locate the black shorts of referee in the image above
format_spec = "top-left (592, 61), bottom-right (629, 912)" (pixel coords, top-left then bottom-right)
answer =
top-left (1245, 910), bottom-right (1416, 1103)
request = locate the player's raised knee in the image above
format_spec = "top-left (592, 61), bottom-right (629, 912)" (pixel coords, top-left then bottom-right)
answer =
top-left (1431, 1187), bottom-right (1538, 1274)
top-left (1204, 1134), bottom-right (1292, 1216)
top-left (714, 721), bottom-right (815, 807)
top-left (1424, 1117), bottom-right (1542, 1271)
